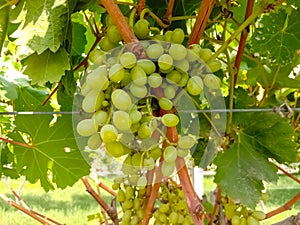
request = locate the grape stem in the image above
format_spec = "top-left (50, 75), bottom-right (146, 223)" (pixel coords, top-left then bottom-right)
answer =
top-left (140, 8), bottom-right (169, 29)
top-left (187, 0), bottom-right (216, 46)
top-left (0, 136), bottom-right (33, 148)
top-left (81, 177), bottom-right (119, 225)
top-left (137, 0), bottom-right (146, 16)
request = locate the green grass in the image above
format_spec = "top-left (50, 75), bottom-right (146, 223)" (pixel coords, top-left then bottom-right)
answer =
top-left (0, 174), bottom-right (299, 225)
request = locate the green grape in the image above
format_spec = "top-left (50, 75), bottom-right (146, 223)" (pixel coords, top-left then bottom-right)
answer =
top-left (161, 113), bottom-right (179, 127)
top-left (137, 59), bottom-right (156, 74)
top-left (106, 25), bottom-right (122, 44)
top-left (111, 89), bottom-right (132, 111)
top-left (164, 85), bottom-right (176, 99)
top-left (153, 34), bottom-right (164, 41)
top-left (137, 175), bottom-right (147, 187)
top-left (120, 51), bottom-right (137, 69)
top-left (89, 48), bottom-right (105, 64)
top-left (154, 220), bottom-right (163, 225)
top-left (129, 109), bottom-right (142, 124)
top-left (169, 211), bottom-right (179, 224)
top-left (207, 59), bottom-right (222, 72)
top-left (146, 43), bottom-right (164, 59)
top-left (166, 70), bottom-right (182, 84)
top-left (82, 90), bottom-right (104, 113)
top-left (92, 110), bottom-right (108, 125)
top-left (178, 136), bottom-right (197, 149)
top-left (112, 182), bottom-right (120, 190)
top-left (198, 48), bottom-right (212, 62)
top-left (158, 97), bottom-right (173, 110)
top-left (163, 145), bottom-right (177, 163)
top-left (99, 36), bottom-right (116, 52)
top-left (186, 48), bottom-right (199, 62)
top-left (133, 19), bottom-right (150, 39)
top-left (105, 141), bottom-right (128, 157)
top-left (131, 215), bottom-right (139, 225)
top-left (177, 214), bottom-right (185, 223)
top-left (133, 197), bottom-right (141, 210)
top-left (161, 161), bottom-right (175, 176)
top-left (224, 202), bottom-right (237, 219)
top-left (76, 119), bottom-right (98, 137)
top-left (149, 147), bottom-right (162, 160)
top-left (86, 66), bottom-right (109, 90)
top-left (105, 15), bottom-right (115, 26)
top-left (144, 157), bottom-right (155, 170)
top-left (130, 83), bottom-right (147, 98)
top-left (177, 148), bottom-right (189, 158)
top-left (117, 189), bottom-right (126, 202)
top-left (240, 217), bottom-right (247, 225)
top-left (168, 44), bottom-right (187, 61)
top-left (158, 54), bottom-right (173, 71)
top-left (231, 215), bottom-right (241, 225)
top-left (100, 124), bottom-right (118, 143)
top-left (174, 59), bottom-right (189, 73)
top-left (252, 210), bottom-right (266, 220)
top-left (109, 63), bottom-right (125, 82)
top-left (122, 156), bottom-right (134, 175)
top-left (138, 122), bottom-right (152, 139)
top-left (131, 152), bottom-right (142, 167)
top-left (247, 216), bottom-right (260, 225)
top-left (203, 74), bottom-right (221, 89)
top-left (130, 122), bottom-right (140, 133)
top-left (158, 213), bottom-right (168, 223)
top-left (136, 208), bottom-right (144, 220)
top-left (81, 83), bottom-right (92, 96)
top-left (121, 70), bottom-right (132, 86)
top-left (122, 199), bottom-right (133, 210)
top-left (125, 186), bottom-right (134, 199)
top-left (177, 72), bottom-right (189, 87)
top-left (164, 30), bottom-right (173, 42)
top-left (178, 199), bottom-right (188, 211)
top-left (171, 28), bottom-right (185, 44)
top-left (159, 203), bottom-right (170, 213)
top-left (131, 65), bottom-right (147, 86)
top-left (87, 133), bottom-right (102, 150)
top-left (113, 111), bottom-right (132, 131)
top-left (148, 73), bottom-right (162, 88)
top-left (122, 210), bottom-right (132, 222)
top-left (186, 76), bottom-right (203, 96)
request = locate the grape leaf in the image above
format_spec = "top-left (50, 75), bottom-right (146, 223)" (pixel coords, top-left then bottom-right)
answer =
top-left (251, 9), bottom-right (300, 65)
top-left (0, 0), bottom-right (10, 53)
top-left (23, 48), bottom-right (70, 85)
top-left (214, 134), bottom-right (278, 208)
top-left (72, 22), bottom-right (87, 57)
top-left (10, 0), bottom-right (71, 58)
top-left (287, 0), bottom-right (300, 7)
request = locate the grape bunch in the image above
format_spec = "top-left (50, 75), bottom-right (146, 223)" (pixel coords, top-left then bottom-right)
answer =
top-left (153, 182), bottom-right (193, 225)
top-left (222, 197), bottom-right (266, 225)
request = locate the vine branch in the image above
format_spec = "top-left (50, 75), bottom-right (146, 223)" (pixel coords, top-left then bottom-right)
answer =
top-left (163, 0), bottom-right (175, 23)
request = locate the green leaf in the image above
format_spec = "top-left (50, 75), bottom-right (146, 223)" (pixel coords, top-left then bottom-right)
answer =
top-left (23, 48), bottom-right (70, 85)
top-left (287, 0), bottom-right (300, 8)
top-left (214, 133), bottom-right (278, 208)
top-left (251, 9), bottom-right (300, 65)
top-left (72, 22), bottom-right (87, 57)
top-left (0, 0), bottom-right (10, 53)
top-left (10, 0), bottom-right (71, 58)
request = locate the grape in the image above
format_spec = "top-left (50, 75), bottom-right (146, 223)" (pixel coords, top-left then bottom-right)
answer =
top-left (133, 19), bottom-right (150, 39)
top-left (171, 28), bottom-right (185, 44)
top-left (131, 152), bottom-right (142, 167)
top-left (122, 156), bottom-right (134, 175)
top-left (81, 83), bottom-right (92, 96)
top-left (137, 59), bottom-right (156, 74)
top-left (164, 30), bottom-right (173, 42)
top-left (207, 59), bottom-right (222, 72)
top-left (82, 89), bottom-right (104, 113)
top-left (129, 83), bottom-right (147, 98)
top-left (125, 186), bottom-right (134, 199)
top-left (129, 109), bottom-right (142, 124)
top-left (177, 214), bottom-right (185, 223)
top-left (87, 133), bottom-right (102, 150)
top-left (158, 97), bottom-right (173, 110)
top-left (131, 65), bottom-right (147, 86)
top-left (203, 74), bottom-right (221, 89)
top-left (178, 72), bottom-right (189, 87)
top-left (136, 208), bottom-right (144, 220)
top-left (120, 52), bottom-right (137, 69)
top-left (186, 49), bottom-right (199, 62)
top-left (131, 215), bottom-right (139, 225)
top-left (106, 25), bottom-right (122, 44)
top-left (252, 210), bottom-right (266, 220)
top-left (174, 59), bottom-right (189, 72)
top-left (122, 199), bottom-right (133, 210)
top-left (89, 48), bottom-right (105, 64)
top-left (76, 119), bottom-right (98, 137)
top-left (247, 216), bottom-right (260, 225)
top-left (117, 189), bottom-right (126, 202)
top-left (92, 110), bottom-right (108, 125)
top-left (113, 111), bottom-right (132, 131)
top-left (161, 161), bottom-right (176, 176)
top-left (105, 141), bottom-right (128, 157)
top-left (231, 215), bottom-right (241, 225)
top-left (86, 66), bottom-right (109, 90)
top-left (149, 147), bottom-right (162, 160)
top-left (177, 148), bottom-right (189, 158)
top-left (169, 211), bottom-right (179, 224)
top-left (109, 63), bottom-right (125, 82)
top-left (240, 217), bottom-right (247, 225)
top-left (168, 44), bottom-right (187, 61)
top-left (158, 54), bottom-right (173, 71)
top-left (99, 36), bottom-right (116, 51)
top-left (178, 136), bottom-right (197, 149)
top-left (159, 203), bottom-right (170, 213)
top-left (166, 70), bottom-right (182, 84)
top-left (161, 113), bottom-right (179, 127)
top-left (146, 43), bottom-right (164, 59)
top-left (133, 196), bottom-right (141, 210)
top-left (148, 73), bottom-right (162, 88)
top-left (186, 76), bottom-right (203, 95)
top-left (137, 175), bottom-right (147, 187)
top-left (122, 210), bottom-right (132, 222)
top-left (144, 157), bottom-right (155, 170)
top-left (105, 15), bottom-right (115, 26)
top-left (121, 70), bottom-right (132, 86)
top-left (111, 89), bottom-right (132, 111)
top-left (138, 122), bottom-right (152, 139)
top-left (198, 48), bottom-right (212, 62)
top-left (100, 124), bottom-right (118, 143)
top-left (164, 85), bottom-right (176, 99)
top-left (163, 145), bottom-right (177, 162)
top-left (158, 213), bottom-right (168, 223)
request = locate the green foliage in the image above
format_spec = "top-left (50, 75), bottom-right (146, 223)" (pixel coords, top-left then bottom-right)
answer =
top-left (0, 0), bottom-right (10, 53)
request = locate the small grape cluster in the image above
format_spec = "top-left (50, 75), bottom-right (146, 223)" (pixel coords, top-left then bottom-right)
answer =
top-left (112, 177), bottom-right (146, 225)
top-left (222, 198), bottom-right (266, 225)
top-left (153, 183), bottom-right (193, 225)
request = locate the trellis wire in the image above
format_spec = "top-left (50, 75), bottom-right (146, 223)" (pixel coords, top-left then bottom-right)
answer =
top-left (0, 108), bottom-right (300, 115)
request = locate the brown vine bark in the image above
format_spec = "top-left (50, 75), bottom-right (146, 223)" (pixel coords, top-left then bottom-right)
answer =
top-left (187, 0), bottom-right (216, 46)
